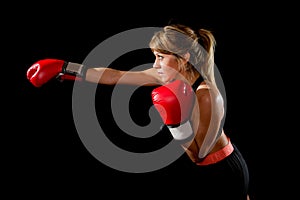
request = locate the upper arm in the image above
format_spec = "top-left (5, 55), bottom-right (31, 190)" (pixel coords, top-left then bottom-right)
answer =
top-left (194, 86), bottom-right (224, 136)
top-left (191, 86), bottom-right (225, 158)
top-left (195, 90), bottom-right (213, 138)
top-left (117, 68), bottom-right (161, 86)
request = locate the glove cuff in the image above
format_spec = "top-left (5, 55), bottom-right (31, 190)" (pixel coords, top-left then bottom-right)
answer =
top-left (63, 62), bottom-right (87, 79)
top-left (168, 120), bottom-right (193, 140)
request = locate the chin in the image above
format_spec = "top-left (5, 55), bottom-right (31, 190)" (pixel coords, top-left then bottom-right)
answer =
top-left (161, 79), bottom-right (170, 84)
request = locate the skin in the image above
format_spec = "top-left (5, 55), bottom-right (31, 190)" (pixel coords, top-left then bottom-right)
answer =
top-left (85, 50), bottom-right (228, 162)
top-left (86, 50), bottom-right (250, 200)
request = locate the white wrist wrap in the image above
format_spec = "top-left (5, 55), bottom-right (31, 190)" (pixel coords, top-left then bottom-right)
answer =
top-left (65, 62), bottom-right (86, 77)
top-left (168, 121), bottom-right (193, 140)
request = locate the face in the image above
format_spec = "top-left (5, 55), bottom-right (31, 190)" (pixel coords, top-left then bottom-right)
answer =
top-left (152, 50), bottom-right (179, 84)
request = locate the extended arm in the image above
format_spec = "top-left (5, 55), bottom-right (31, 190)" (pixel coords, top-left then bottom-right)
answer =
top-left (86, 67), bottom-right (160, 86)
top-left (26, 58), bottom-right (161, 87)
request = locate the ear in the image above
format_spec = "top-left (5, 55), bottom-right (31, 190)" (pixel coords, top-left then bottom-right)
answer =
top-left (183, 52), bottom-right (190, 63)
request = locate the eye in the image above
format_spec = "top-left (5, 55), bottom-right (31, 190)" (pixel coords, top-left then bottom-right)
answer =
top-left (157, 55), bottom-right (163, 60)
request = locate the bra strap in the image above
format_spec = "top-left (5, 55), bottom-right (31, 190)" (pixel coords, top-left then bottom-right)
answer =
top-left (192, 76), bottom-right (204, 92)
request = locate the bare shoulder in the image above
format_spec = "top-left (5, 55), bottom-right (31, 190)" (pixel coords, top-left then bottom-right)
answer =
top-left (195, 82), bottom-right (224, 115)
top-left (195, 83), bottom-right (211, 104)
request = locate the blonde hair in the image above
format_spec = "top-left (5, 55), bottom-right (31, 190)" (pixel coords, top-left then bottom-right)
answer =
top-left (149, 24), bottom-right (217, 85)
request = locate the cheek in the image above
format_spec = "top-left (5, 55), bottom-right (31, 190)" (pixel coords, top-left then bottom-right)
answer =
top-left (161, 65), bottom-right (171, 73)
top-left (162, 61), bottom-right (179, 75)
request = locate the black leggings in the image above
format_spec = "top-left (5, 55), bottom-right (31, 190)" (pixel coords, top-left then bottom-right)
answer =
top-left (190, 143), bottom-right (250, 200)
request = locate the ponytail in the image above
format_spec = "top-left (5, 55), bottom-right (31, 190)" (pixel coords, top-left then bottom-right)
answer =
top-left (198, 29), bottom-right (216, 86)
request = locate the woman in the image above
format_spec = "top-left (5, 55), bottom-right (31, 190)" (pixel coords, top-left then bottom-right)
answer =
top-left (27, 24), bottom-right (251, 199)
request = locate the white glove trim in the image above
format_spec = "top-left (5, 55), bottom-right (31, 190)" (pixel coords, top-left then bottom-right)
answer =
top-left (168, 121), bottom-right (193, 140)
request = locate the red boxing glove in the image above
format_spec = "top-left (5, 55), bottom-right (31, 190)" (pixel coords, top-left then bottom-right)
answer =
top-left (151, 80), bottom-right (195, 140)
top-left (26, 58), bottom-right (87, 87)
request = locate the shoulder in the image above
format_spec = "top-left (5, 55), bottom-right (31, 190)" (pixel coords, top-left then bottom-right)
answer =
top-left (194, 82), bottom-right (222, 105)
top-left (195, 82), bottom-right (224, 112)
top-left (195, 82), bottom-right (211, 106)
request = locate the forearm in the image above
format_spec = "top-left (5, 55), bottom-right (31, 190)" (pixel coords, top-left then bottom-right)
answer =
top-left (85, 68), bottom-right (122, 85)
top-left (86, 67), bottom-right (160, 86)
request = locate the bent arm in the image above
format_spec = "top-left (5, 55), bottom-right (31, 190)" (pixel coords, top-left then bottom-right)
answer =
top-left (194, 86), bottom-right (225, 158)
top-left (85, 67), bottom-right (161, 86)
top-left (183, 85), bottom-right (225, 161)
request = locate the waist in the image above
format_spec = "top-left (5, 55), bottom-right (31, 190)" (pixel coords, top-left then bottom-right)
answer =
top-left (196, 138), bottom-right (234, 166)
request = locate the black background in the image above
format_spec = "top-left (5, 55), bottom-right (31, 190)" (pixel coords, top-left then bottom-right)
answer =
top-left (5, 1), bottom-right (292, 199)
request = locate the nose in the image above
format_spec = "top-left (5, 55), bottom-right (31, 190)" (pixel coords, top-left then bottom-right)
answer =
top-left (153, 59), bottom-right (160, 69)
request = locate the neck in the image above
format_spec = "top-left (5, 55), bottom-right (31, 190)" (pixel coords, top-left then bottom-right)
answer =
top-left (175, 69), bottom-right (201, 85)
